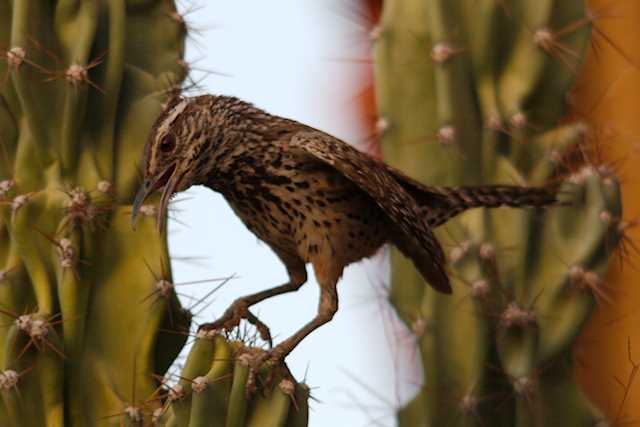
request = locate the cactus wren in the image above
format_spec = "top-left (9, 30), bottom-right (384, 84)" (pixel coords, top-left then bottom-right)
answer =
top-left (132, 95), bottom-right (557, 369)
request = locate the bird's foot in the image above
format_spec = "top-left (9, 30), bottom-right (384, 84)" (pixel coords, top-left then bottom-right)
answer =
top-left (240, 346), bottom-right (291, 397)
top-left (199, 300), bottom-right (273, 347)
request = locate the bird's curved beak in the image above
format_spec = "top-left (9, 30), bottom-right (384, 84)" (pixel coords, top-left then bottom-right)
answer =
top-left (131, 163), bottom-right (182, 232)
top-left (131, 182), bottom-right (151, 229)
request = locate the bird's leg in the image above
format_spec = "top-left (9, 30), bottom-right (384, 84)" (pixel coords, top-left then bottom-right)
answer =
top-left (269, 282), bottom-right (338, 361)
top-left (199, 255), bottom-right (307, 347)
top-left (245, 263), bottom-right (340, 393)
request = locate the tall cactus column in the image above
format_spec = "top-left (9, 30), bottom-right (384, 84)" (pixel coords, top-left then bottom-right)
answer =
top-left (0, 1), bottom-right (186, 425)
top-left (374, 1), bottom-right (622, 425)
top-left (0, 1), bottom-right (310, 425)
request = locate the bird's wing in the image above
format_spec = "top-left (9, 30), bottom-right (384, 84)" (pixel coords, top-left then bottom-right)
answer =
top-left (289, 131), bottom-right (451, 294)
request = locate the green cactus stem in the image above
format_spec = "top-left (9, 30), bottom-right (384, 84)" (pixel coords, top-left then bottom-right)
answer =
top-left (0, 1), bottom-right (308, 425)
top-left (373, 1), bottom-right (622, 425)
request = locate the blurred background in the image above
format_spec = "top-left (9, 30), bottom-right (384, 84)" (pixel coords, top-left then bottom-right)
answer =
top-left (168, 1), bottom-right (410, 426)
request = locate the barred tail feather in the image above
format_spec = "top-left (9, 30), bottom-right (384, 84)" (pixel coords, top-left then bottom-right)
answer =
top-left (386, 164), bottom-right (559, 229)
top-left (423, 185), bottom-right (558, 227)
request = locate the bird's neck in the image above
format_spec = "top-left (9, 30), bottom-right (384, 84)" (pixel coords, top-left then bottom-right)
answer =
top-left (193, 103), bottom-right (302, 190)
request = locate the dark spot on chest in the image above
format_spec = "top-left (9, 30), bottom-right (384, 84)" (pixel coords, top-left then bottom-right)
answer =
top-left (271, 155), bottom-right (283, 168)
top-left (264, 174), bottom-right (292, 186)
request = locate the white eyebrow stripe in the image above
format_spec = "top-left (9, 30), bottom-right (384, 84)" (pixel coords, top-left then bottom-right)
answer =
top-left (157, 99), bottom-right (189, 137)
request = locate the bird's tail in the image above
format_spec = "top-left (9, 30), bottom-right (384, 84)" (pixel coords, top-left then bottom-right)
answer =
top-left (422, 185), bottom-right (559, 227)
top-left (386, 165), bottom-right (560, 227)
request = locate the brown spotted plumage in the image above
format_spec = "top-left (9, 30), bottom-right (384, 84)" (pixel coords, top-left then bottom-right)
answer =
top-left (131, 94), bottom-right (557, 373)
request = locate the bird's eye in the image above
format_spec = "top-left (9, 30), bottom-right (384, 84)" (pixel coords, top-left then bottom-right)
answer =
top-left (159, 134), bottom-right (176, 153)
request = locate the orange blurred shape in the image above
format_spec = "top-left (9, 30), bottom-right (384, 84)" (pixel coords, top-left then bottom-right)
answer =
top-left (573, 0), bottom-right (640, 422)
top-left (353, 0), bottom-right (382, 158)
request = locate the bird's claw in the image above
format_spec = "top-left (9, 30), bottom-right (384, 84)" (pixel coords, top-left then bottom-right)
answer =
top-left (199, 300), bottom-right (273, 347)
top-left (242, 348), bottom-right (289, 397)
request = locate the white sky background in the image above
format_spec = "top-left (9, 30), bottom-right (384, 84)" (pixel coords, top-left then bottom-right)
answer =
top-left (169, 2), bottom-right (421, 425)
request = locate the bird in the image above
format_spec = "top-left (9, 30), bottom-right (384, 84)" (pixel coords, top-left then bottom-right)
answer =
top-left (131, 94), bottom-right (558, 374)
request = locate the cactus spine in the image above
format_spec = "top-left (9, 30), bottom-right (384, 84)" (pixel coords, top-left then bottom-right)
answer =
top-left (374, 1), bottom-right (622, 425)
top-left (0, 1), bottom-right (307, 425)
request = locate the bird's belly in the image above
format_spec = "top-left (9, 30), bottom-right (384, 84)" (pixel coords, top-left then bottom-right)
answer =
top-left (223, 166), bottom-right (389, 267)
top-left (226, 200), bottom-right (299, 254)
top-left (265, 178), bottom-right (388, 265)
top-left (295, 195), bottom-right (388, 265)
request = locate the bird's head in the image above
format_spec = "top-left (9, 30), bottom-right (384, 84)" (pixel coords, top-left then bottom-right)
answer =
top-left (131, 95), bottom-right (217, 231)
